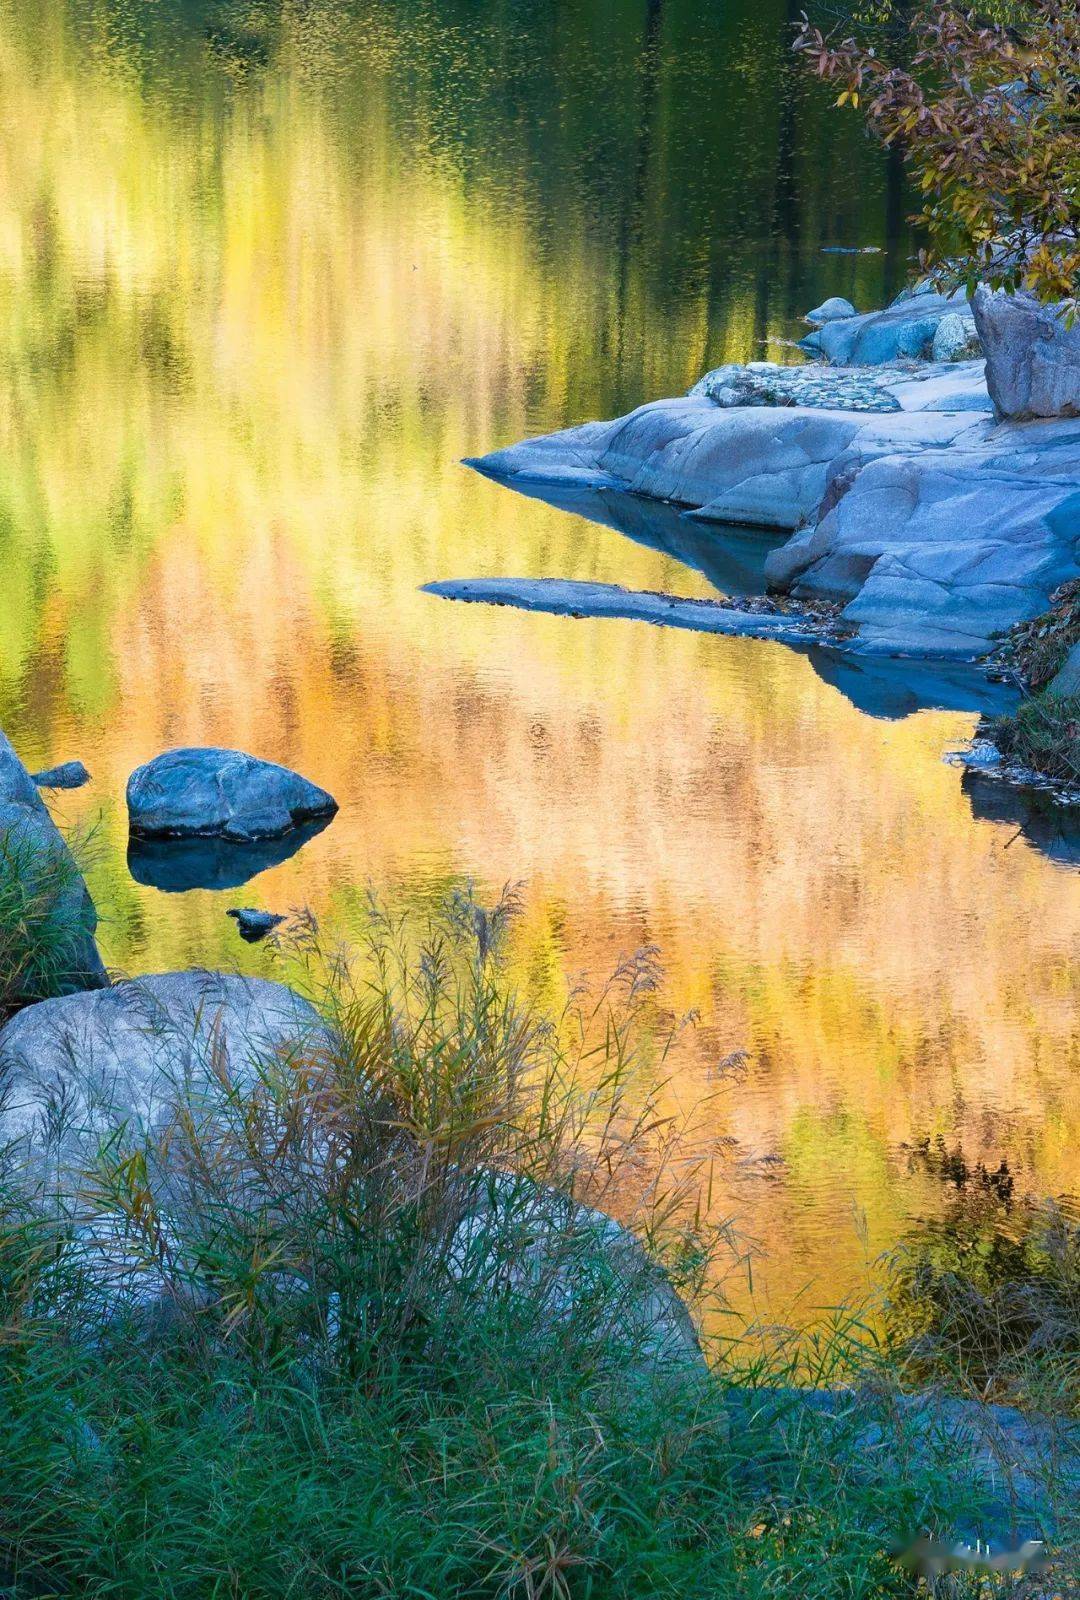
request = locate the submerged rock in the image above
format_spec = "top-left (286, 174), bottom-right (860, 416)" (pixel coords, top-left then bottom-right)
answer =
top-left (127, 748), bottom-right (337, 842)
top-left (0, 730), bottom-right (107, 999)
top-left (424, 578), bottom-right (838, 646)
top-left (30, 760), bottom-right (91, 791)
top-left (973, 287), bottom-right (1080, 421)
top-left (227, 907), bottom-right (286, 942)
top-left (0, 971), bottom-right (332, 1183)
top-left (805, 296), bottom-right (856, 326)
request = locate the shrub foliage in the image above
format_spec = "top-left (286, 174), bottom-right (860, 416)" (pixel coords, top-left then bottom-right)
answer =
top-left (796, 1), bottom-right (1080, 313)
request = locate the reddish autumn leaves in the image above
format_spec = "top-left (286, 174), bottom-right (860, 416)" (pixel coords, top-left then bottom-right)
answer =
top-left (795, 2), bottom-right (1079, 314)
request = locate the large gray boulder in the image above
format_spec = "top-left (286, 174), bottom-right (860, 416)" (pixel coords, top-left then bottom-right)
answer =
top-left (799, 289), bottom-right (974, 366)
top-left (0, 971), bottom-right (337, 1322)
top-left (766, 421), bottom-right (1080, 657)
top-left (0, 971), bottom-right (332, 1183)
top-left (0, 730), bottom-right (107, 1000)
top-left (127, 747), bottom-right (337, 842)
top-left (973, 287), bottom-right (1080, 421)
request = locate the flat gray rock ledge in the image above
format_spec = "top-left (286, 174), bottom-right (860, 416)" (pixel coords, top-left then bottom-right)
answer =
top-left (0, 730), bottom-right (107, 998)
top-left (127, 747), bottom-right (338, 842)
top-left (423, 578), bottom-right (841, 647)
top-left (467, 360), bottom-right (1080, 660)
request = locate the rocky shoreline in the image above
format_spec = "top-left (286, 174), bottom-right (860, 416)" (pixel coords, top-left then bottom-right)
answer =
top-left (448, 286), bottom-right (1080, 663)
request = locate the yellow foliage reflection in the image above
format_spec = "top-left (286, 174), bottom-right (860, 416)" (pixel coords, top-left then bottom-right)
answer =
top-left (1, 0), bottom-right (1077, 1315)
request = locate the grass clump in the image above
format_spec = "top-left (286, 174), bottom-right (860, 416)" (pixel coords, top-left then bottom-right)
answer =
top-left (988, 582), bottom-right (1080, 786)
top-left (0, 824), bottom-right (101, 1020)
top-left (992, 694), bottom-right (1080, 786)
top-left (0, 896), bottom-right (1011, 1598)
top-left (887, 1139), bottom-right (1080, 1415)
top-left (993, 581), bottom-right (1080, 694)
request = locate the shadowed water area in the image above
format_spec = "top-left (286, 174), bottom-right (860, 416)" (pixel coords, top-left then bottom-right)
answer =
top-left (2, 0), bottom-right (1078, 1318)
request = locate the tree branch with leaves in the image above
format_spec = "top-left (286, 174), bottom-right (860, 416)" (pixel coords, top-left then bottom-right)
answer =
top-left (795, 1), bottom-right (1079, 314)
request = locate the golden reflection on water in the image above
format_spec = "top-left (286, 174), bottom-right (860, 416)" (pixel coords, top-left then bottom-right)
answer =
top-left (1, 0), bottom-right (1078, 1315)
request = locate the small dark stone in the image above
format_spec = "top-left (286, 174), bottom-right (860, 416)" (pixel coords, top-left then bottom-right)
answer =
top-left (227, 907), bottom-right (286, 942)
top-left (30, 760), bottom-right (91, 790)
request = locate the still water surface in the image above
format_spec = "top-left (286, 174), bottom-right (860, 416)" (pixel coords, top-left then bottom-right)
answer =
top-left (2, 0), bottom-right (1078, 1315)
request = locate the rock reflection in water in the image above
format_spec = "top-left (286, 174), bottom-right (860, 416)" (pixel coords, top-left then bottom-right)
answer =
top-left (963, 772), bottom-right (1080, 868)
top-left (128, 817), bottom-right (333, 894)
top-left (463, 470), bottom-right (1021, 723)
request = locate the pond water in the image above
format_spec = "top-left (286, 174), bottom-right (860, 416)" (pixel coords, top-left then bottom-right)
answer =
top-left (3, 0), bottom-right (1078, 1317)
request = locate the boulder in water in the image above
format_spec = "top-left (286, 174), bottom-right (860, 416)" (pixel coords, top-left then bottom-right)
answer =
top-left (30, 760), bottom-right (91, 791)
top-left (227, 907), bottom-right (286, 942)
top-left (127, 747), bottom-right (337, 842)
